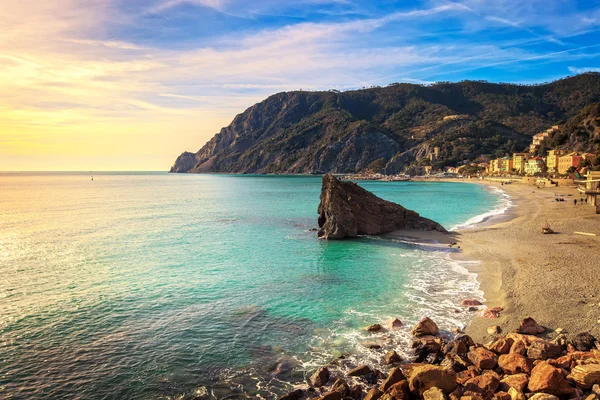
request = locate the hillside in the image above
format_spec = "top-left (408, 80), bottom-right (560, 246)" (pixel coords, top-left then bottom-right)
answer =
top-left (171, 73), bottom-right (600, 174)
top-left (538, 102), bottom-right (600, 156)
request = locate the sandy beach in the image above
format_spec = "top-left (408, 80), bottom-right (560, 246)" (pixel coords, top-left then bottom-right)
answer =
top-left (442, 179), bottom-right (600, 342)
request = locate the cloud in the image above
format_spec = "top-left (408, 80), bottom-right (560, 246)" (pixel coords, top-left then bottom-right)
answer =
top-left (568, 66), bottom-right (600, 74)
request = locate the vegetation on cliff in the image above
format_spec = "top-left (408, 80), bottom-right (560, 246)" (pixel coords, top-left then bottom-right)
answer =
top-left (171, 73), bottom-right (600, 174)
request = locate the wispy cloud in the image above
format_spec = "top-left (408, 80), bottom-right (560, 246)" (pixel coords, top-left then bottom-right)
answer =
top-left (568, 66), bottom-right (600, 74)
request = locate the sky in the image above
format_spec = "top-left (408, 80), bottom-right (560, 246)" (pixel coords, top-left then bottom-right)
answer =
top-left (1, 0), bottom-right (600, 171)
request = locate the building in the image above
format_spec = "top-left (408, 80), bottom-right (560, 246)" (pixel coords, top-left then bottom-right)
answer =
top-left (424, 166), bottom-right (432, 175)
top-left (512, 153), bottom-right (529, 174)
top-left (529, 126), bottom-right (560, 153)
top-left (488, 159), bottom-right (500, 174)
top-left (576, 171), bottom-right (600, 210)
top-left (499, 157), bottom-right (514, 173)
top-left (558, 152), bottom-right (583, 174)
top-left (525, 157), bottom-right (545, 175)
top-left (546, 149), bottom-right (567, 173)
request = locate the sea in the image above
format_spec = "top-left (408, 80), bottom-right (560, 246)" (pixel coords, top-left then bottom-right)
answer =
top-left (0, 172), bottom-right (510, 399)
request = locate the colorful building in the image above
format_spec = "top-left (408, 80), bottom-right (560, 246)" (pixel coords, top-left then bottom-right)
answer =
top-left (558, 152), bottom-right (583, 174)
top-left (525, 157), bottom-right (545, 176)
top-left (488, 159), bottom-right (500, 174)
top-left (529, 126), bottom-right (560, 153)
top-left (546, 149), bottom-right (567, 173)
top-left (512, 153), bottom-right (529, 174)
top-left (499, 157), bottom-right (514, 173)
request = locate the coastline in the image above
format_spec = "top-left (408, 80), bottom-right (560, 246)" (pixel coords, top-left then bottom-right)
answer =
top-left (445, 179), bottom-right (600, 342)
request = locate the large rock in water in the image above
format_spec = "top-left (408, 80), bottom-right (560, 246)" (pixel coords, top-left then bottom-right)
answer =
top-left (317, 174), bottom-right (447, 239)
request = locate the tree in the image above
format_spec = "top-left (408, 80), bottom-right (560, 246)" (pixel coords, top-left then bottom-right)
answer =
top-left (367, 158), bottom-right (386, 173)
top-left (567, 166), bottom-right (577, 174)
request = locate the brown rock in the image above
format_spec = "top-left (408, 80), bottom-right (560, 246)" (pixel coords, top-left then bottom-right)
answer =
top-left (424, 387), bottom-right (448, 400)
top-left (518, 317), bottom-right (544, 335)
top-left (317, 391), bottom-right (342, 400)
top-left (380, 368), bottom-right (406, 392)
top-left (449, 387), bottom-right (463, 400)
top-left (507, 388), bottom-right (525, 400)
top-left (499, 374), bottom-right (529, 392)
top-left (461, 395), bottom-right (484, 400)
top-left (548, 355), bottom-right (571, 369)
top-left (367, 324), bottom-right (384, 332)
top-left (331, 378), bottom-right (350, 397)
top-left (412, 317), bottom-right (440, 337)
top-left (364, 387), bottom-right (384, 400)
top-left (527, 340), bottom-right (563, 360)
top-left (347, 365), bottom-right (373, 377)
top-left (462, 300), bottom-right (483, 306)
top-left (381, 381), bottom-right (410, 400)
top-left (310, 367), bottom-right (330, 387)
top-left (390, 318), bottom-right (404, 329)
top-left (317, 174), bottom-right (447, 239)
top-left (468, 347), bottom-right (499, 370)
top-left (408, 365), bottom-right (457, 395)
top-left (280, 389), bottom-right (304, 400)
top-left (498, 354), bottom-right (533, 375)
top-left (445, 340), bottom-right (469, 355)
top-left (488, 326), bottom-right (501, 335)
top-left (464, 372), bottom-right (500, 397)
top-left (568, 364), bottom-right (600, 388)
top-left (483, 308), bottom-right (503, 319)
top-left (572, 333), bottom-right (598, 352)
top-left (488, 338), bottom-right (514, 355)
top-left (528, 394), bottom-right (559, 400)
top-left (528, 361), bottom-right (575, 396)
top-left (385, 350), bottom-right (403, 365)
top-left (457, 368), bottom-right (479, 386)
top-left (492, 392), bottom-right (511, 400)
top-left (510, 340), bottom-right (527, 356)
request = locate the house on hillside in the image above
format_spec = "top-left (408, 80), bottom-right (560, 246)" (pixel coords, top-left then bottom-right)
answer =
top-left (558, 152), bottom-right (583, 174)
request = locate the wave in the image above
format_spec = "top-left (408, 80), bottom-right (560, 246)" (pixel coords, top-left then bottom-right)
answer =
top-left (449, 185), bottom-right (512, 231)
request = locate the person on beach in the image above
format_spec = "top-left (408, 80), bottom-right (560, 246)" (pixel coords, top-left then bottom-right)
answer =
top-left (574, 199), bottom-right (578, 206)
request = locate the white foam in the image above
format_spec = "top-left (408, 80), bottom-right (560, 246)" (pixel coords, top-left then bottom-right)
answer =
top-left (450, 185), bottom-right (512, 231)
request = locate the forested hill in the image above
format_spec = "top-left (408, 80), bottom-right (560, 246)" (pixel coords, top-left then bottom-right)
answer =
top-left (171, 73), bottom-right (600, 174)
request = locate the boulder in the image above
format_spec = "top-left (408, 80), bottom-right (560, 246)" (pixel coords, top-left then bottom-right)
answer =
top-left (568, 364), bottom-right (600, 388)
top-left (413, 317), bottom-right (440, 337)
top-left (488, 326), bottom-right (502, 335)
top-left (528, 361), bottom-right (575, 396)
top-left (483, 307), bottom-right (503, 319)
top-left (492, 392), bottom-right (511, 400)
top-left (408, 365), bottom-right (457, 395)
top-left (528, 394), bottom-right (559, 400)
top-left (518, 317), bottom-right (544, 335)
top-left (347, 365), bottom-right (373, 377)
top-left (462, 300), bottom-right (483, 306)
top-left (424, 387), bottom-right (448, 400)
top-left (507, 387), bottom-right (526, 400)
top-left (365, 387), bottom-right (384, 400)
top-left (527, 340), bottom-right (563, 360)
top-left (509, 340), bottom-right (527, 356)
top-left (463, 372), bottom-right (500, 397)
top-left (367, 324), bottom-right (384, 332)
top-left (317, 174), bottom-right (447, 239)
top-left (279, 389), bottom-right (304, 400)
top-left (488, 338), bottom-right (513, 355)
top-left (499, 374), bottom-right (529, 392)
top-left (468, 347), bottom-right (499, 370)
top-left (381, 381), bottom-right (410, 400)
top-left (390, 319), bottom-right (404, 329)
top-left (380, 368), bottom-right (406, 392)
top-left (385, 350), bottom-right (403, 365)
top-left (498, 354), bottom-right (533, 375)
top-left (331, 378), bottom-right (350, 397)
top-left (572, 333), bottom-right (598, 352)
top-left (457, 368), bottom-right (479, 385)
top-left (317, 391), bottom-right (342, 400)
top-left (310, 367), bottom-right (330, 387)
top-left (444, 340), bottom-right (469, 355)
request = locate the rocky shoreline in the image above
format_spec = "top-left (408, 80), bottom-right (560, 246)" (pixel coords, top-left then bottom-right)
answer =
top-left (278, 316), bottom-right (600, 400)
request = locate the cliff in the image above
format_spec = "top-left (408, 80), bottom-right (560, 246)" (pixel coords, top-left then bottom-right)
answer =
top-left (317, 174), bottom-right (447, 239)
top-left (171, 73), bottom-right (600, 174)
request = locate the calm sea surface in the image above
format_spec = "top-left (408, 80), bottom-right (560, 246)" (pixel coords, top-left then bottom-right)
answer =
top-left (0, 173), bottom-right (506, 399)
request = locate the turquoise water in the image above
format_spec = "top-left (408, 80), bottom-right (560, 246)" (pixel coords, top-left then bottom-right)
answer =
top-left (0, 173), bottom-right (505, 399)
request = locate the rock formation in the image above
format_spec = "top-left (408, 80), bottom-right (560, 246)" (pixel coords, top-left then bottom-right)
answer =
top-left (317, 174), bottom-right (447, 239)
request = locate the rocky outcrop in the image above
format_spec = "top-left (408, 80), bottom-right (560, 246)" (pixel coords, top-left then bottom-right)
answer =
top-left (317, 174), bottom-right (447, 239)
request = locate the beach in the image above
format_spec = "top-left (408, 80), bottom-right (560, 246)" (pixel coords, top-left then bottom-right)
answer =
top-left (448, 179), bottom-right (600, 342)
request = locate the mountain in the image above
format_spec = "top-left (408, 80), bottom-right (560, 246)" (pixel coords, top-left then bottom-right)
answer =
top-left (171, 73), bottom-right (600, 174)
